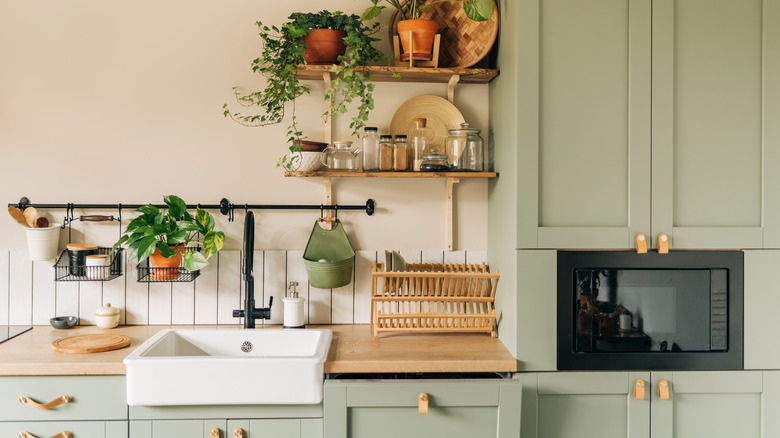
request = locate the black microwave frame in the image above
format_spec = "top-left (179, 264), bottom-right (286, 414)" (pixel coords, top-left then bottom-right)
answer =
top-left (557, 250), bottom-right (744, 371)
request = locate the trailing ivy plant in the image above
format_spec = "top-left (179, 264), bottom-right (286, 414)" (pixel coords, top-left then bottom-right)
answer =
top-left (110, 195), bottom-right (225, 272)
top-left (222, 11), bottom-right (387, 170)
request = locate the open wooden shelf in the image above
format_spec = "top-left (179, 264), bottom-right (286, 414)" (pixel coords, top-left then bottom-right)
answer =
top-left (296, 65), bottom-right (498, 84)
top-left (285, 171), bottom-right (497, 178)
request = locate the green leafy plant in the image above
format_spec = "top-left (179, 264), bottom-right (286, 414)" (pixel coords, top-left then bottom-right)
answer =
top-left (222, 11), bottom-right (387, 170)
top-left (110, 195), bottom-right (225, 271)
top-left (362, 0), bottom-right (494, 22)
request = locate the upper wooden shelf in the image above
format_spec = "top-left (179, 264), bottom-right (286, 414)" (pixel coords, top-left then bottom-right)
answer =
top-left (285, 171), bottom-right (497, 178)
top-left (296, 65), bottom-right (499, 84)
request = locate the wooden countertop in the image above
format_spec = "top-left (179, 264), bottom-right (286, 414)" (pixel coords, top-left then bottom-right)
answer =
top-left (0, 325), bottom-right (517, 376)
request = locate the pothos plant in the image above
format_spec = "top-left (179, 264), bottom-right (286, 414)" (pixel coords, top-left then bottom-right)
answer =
top-left (362, 0), bottom-right (494, 22)
top-left (222, 11), bottom-right (387, 170)
top-left (110, 195), bottom-right (225, 271)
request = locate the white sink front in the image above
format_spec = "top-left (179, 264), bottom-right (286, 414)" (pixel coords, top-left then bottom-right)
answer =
top-left (125, 328), bottom-right (332, 406)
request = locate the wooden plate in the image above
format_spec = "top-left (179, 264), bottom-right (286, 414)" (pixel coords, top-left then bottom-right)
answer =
top-left (51, 334), bottom-right (130, 354)
top-left (390, 95), bottom-right (466, 152)
top-left (390, 1), bottom-right (499, 68)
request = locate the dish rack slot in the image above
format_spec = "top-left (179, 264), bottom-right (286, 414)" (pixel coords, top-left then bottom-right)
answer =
top-left (54, 247), bottom-right (123, 282)
top-left (136, 246), bottom-right (201, 283)
top-left (370, 262), bottom-right (500, 336)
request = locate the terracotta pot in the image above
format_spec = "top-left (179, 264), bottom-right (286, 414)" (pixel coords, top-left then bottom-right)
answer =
top-left (303, 29), bottom-right (347, 65)
top-left (397, 19), bottom-right (438, 60)
top-left (148, 244), bottom-right (184, 281)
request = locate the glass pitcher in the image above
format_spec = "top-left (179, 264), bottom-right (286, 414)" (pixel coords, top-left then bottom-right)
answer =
top-left (320, 141), bottom-right (360, 171)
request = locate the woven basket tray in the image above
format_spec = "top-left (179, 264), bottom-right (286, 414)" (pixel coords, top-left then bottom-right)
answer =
top-left (390, 1), bottom-right (499, 68)
top-left (371, 261), bottom-right (500, 336)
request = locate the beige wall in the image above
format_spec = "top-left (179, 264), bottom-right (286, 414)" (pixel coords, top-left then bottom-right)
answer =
top-left (0, 0), bottom-right (489, 253)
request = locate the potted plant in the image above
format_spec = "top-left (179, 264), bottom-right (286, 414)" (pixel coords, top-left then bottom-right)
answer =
top-left (110, 195), bottom-right (225, 280)
top-left (222, 11), bottom-right (387, 170)
top-left (361, 0), bottom-right (494, 61)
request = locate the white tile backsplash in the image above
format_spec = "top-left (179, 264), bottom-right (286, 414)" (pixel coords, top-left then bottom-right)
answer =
top-left (3, 249), bottom-right (488, 326)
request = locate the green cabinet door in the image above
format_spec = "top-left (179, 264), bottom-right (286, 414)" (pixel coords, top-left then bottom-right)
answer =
top-left (517, 372), bottom-right (650, 438)
top-left (513, 0), bottom-right (653, 249)
top-left (651, 0), bottom-right (780, 249)
top-left (227, 418), bottom-right (322, 438)
top-left (323, 379), bottom-right (521, 438)
top-left (650, 371), bottom-right (780, 438)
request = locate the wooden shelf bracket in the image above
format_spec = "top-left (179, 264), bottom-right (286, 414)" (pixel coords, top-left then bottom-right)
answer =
top-left (446, 177), bottom-right (460, 250)
top-left (447, 74), bottom-right (460, 103)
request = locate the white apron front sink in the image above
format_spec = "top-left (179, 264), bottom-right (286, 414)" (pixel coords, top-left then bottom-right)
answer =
top-left (125, 328), bottom-right (332, 406)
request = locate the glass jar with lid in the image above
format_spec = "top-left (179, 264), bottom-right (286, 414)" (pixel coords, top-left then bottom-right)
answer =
top-left (378, 135), bottom-right (394, 171)
top-left (445, 123), bottom-right (484, 171)
top-left (362, 127), bottom-right (380, 171)
top-left (419, 149), bottom-right (450, 172)
top-left (393, 135), bottom-right (408, 171)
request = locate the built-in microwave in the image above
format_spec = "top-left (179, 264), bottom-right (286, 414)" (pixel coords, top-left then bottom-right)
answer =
top-left (557, 250), bottom-right (743, 371)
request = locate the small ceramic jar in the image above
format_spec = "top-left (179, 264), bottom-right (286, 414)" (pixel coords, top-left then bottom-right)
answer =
top-left (85, 254), bottom-right (109, 280)
top-left (95, 303), bottom-right (120, 329)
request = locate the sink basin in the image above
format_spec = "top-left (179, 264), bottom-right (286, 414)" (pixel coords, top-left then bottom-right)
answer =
top-left (125, 328), bottom-right (332, 406)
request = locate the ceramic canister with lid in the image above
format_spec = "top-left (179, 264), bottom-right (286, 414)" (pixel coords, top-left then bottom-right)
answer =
top-left (85, 254), bottom-right (109, 280)
top-left (95, 303), bottom-right (120, 329)
top-left (67, 243), bottom-right (99, 277)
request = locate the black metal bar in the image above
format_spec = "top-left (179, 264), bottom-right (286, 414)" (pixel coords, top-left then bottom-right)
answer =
top-left (9, 198), bottom-right (376, 216)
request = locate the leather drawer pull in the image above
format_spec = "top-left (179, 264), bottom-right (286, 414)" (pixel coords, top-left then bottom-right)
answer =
top-left (210, 428), bottom-right (221, 438)
top-left (658, 233), bottom-right (669, 254)
top-left (633, 379), bottom-right (646, 400)
top-left (658, 379), bottom-right (670, 400)
top-left (635, 234), bottom-right (647, 254)
top-left (418, 392), bottom-right (429, 414)
top-left (19, 431), bottom-right (71, 438)
top-left (18, 395), bottom-right (72, 410)
top-left (233, 428), bottom-right (244, 438)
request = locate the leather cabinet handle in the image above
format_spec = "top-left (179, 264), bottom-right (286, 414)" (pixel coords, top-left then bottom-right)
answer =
top-left (18, 395), bottom-right (72, 410)
top-left (418, 392), bottom-right (429, 414)
top-left (210, 427), bottom-right (221, 438)
top-left (658, 379), bottom-right (671, 400)
top-left (19, 431), bottom-right (71, 438)
top-left (233, 428), bottom-right (244, 438)
top-left (633, 379), bottom-right (646, 400)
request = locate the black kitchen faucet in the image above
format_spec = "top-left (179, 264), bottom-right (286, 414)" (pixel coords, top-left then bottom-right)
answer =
top-left (233, 210), bottom-right (272, 328)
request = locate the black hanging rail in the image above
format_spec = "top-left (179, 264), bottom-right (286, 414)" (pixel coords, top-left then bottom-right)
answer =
top-left (9, 197), bottom-right (375, 223)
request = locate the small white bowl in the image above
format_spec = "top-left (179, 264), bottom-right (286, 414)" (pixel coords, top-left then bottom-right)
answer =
top-left (290, 151), bottom-right (324, 172)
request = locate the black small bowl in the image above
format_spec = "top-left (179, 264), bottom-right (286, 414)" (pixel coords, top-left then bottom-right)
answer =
top-left (50, 316), bottom-right (78, 329)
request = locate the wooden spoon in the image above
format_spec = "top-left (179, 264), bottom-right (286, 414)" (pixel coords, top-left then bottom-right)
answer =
top-left (8, 206), bottom-right (29, 228)
top-left (36, 217), bottom-right (49, 228)
top-left (23, 207), bottom-right (38, 228)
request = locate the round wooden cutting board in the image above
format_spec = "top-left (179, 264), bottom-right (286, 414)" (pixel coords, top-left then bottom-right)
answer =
top-left (51, 334), bottom-right (131, 354)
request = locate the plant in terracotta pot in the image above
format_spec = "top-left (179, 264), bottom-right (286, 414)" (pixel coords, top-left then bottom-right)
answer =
top-left (110, 195), bottom-right (225, 280)
top-left (222, 10), bottom-right (387, 170)
top-left (362, 0), bottom-right (493, 61)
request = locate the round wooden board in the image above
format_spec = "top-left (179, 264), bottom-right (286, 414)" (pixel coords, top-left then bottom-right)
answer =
top-left (51, 334), bottom-right (131, 354)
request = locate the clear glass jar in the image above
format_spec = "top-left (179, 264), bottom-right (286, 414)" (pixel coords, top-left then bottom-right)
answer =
top-left (446, 123), bottom-right (484, 171)
top-left (320, 141), bottom-right (360, 171)
top-left (410, 118), bottom-right (431, 172)
top-left (362, 127), bottom-right (379, 171)
top-left (420, 149), bottom-right (450, 172)
top-left (378, 135), bottom-right (394, 171)
top-left (393, 135), bottom-right (408, 171)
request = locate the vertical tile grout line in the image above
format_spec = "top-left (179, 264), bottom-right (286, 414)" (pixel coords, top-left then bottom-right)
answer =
top-left (215, 252), bottom-right (220, 325)
top-left (29, 258), bottom-right (34, 325)
top-left (6, 252), bottom-right (10, 325)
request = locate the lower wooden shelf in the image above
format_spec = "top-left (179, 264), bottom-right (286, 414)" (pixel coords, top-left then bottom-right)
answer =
top-left (284, 171), bottom-right (497, 178)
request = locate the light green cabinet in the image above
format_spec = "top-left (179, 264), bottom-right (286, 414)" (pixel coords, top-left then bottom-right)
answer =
top-left (518, 371), bottom-right (780, 438)
top-left (228, 418), bottom-right (323, 438)
top-left (323, 379), bottom-right (522, 438)
top-left (510, 0), bottom-right (780, 249)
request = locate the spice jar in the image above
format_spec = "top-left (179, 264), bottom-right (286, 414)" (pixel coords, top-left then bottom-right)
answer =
top-left (420, 149), bottom-right (450, 172)
top-left (393, 135), bottom-right (408, 171)
top-left (378, 135), bottom-right (394, 171)
top-left (362, 127), bottom-right (380, 171)
top-left (67, 243), bottom-right (98, 277)
top-left (446, 123), bottom-right (484, 171)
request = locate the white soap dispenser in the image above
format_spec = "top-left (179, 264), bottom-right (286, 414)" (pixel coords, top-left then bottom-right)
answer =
top-left (283, 281), bottom-right (305, 328)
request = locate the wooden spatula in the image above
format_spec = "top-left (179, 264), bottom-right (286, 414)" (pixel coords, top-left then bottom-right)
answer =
top-left (8, 206), bottom-right (29, 227)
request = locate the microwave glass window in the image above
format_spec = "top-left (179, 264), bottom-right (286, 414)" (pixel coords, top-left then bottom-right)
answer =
top-left (574, 269), bottom-right (715, 353)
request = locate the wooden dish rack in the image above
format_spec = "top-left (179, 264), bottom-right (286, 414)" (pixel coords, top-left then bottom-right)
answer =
top-left (371, 262), bottom-right (500, 337)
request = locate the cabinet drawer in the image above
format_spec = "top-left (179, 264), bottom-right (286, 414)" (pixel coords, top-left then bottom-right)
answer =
top-left (345, 380), bottom-right (500, 407)
top-left (0, 376), bottom-right (126, 421)
top-left (0, 420), bottom-right (127, 438)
